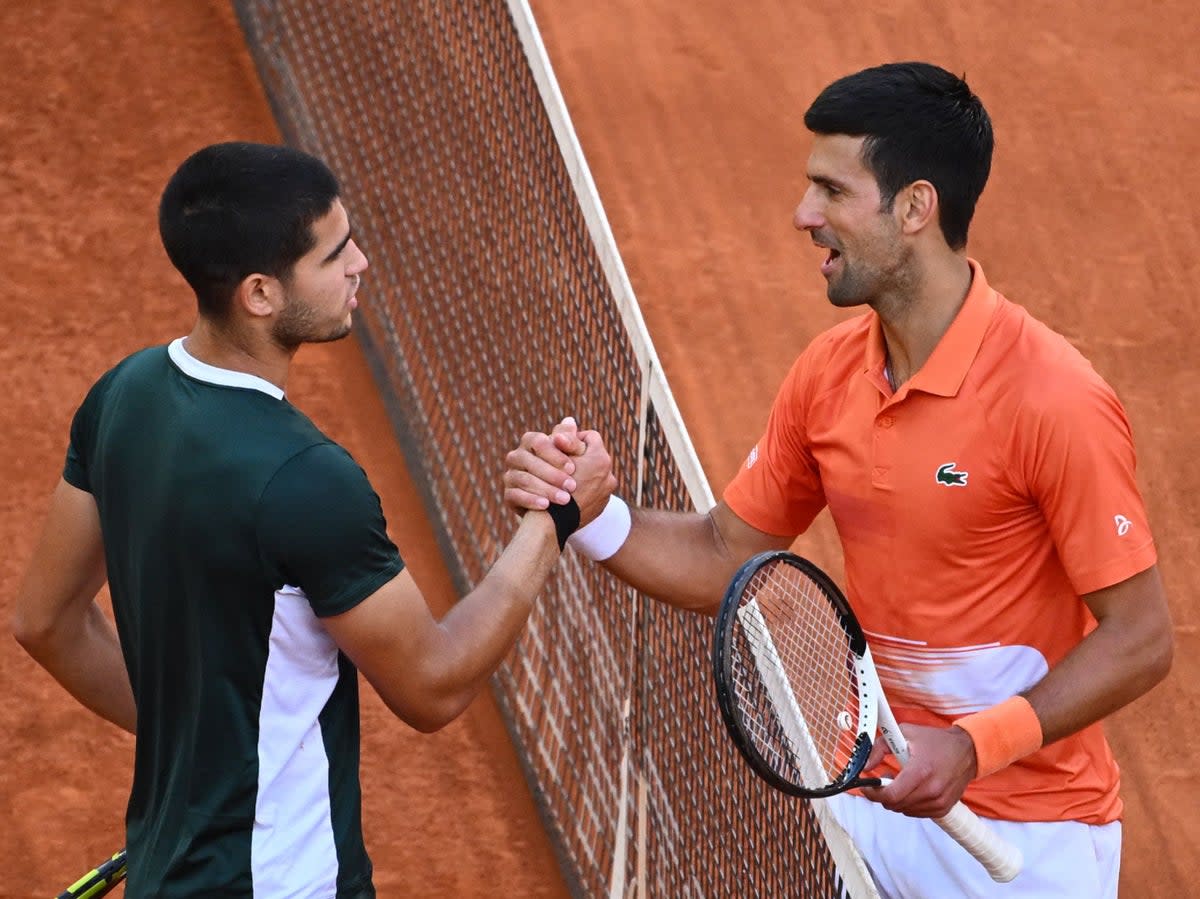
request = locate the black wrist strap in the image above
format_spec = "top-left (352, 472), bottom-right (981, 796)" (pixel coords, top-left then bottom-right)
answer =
top-left (546, 497), bottom-right (581, 551)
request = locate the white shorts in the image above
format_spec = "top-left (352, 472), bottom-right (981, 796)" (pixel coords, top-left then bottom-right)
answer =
top-left (826, 792), bottom-right (1122, 899)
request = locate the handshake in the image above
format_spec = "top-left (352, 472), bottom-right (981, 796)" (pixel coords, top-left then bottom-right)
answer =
top-left (503, 416), bottom-right (630, 559)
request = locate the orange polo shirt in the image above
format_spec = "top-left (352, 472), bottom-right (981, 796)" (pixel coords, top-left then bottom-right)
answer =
top-left (724, 259), bottom-right (1156, 824)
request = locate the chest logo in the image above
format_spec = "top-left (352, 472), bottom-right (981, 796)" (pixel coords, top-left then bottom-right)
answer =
top-left (935, 462), bottom-right (969, 487)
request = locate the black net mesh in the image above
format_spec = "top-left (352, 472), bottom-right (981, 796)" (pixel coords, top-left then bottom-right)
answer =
top-left (233, 3), bottom-right (870, 896)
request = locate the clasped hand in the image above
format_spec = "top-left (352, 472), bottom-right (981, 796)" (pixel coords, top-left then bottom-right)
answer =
top-left (504, 416), bottom-right (616, 528)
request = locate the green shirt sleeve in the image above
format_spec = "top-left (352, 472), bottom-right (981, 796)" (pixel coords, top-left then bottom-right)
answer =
top-left (63, 366), bottom-right (120, 493)
top-left (257, 442), bottom-right (405, 617)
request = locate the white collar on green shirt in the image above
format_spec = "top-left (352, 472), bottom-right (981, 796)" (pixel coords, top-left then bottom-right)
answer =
top-left (167, 337), bottom-right (285, 400)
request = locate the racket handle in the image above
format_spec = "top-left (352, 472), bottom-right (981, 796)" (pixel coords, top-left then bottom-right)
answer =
top-left (934, 802), bottom-right (1022, 884)
top-left (873, 778), bottom-right (1021, 881)
top-left (871, 670), bottom-right (1023, 883)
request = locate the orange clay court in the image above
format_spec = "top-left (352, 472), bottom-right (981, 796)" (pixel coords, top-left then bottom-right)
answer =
top-left (2, 1), bottom-right (1196, 896)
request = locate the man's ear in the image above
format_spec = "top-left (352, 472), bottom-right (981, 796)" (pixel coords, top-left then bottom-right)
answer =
top-left (897, 179), bottom-right (939, 237)
top-left (233, 273), bottom-right (281, 319)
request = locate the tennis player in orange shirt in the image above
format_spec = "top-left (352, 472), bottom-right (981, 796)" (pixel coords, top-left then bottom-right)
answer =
top-left (503, 62), bottom-right (1173, 897)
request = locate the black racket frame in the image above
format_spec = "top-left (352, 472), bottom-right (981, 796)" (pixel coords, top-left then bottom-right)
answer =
top-left (713, 549), bottom-right (877, 799)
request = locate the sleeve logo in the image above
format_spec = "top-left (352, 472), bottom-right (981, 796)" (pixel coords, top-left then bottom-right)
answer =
top-left (935, 462), bottom-right (969, 487)
top-left (1114, 514), bottom-right (1133, 536)
top-left (745, 446), bottom-right (759, 469)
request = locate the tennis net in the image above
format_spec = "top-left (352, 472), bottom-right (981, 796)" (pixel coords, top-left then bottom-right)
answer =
top-left (233, 2), bottom-right (875, 896)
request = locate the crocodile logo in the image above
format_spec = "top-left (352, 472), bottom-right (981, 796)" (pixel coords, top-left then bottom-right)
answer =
top-left (935, 462), bottom-right (968, 487)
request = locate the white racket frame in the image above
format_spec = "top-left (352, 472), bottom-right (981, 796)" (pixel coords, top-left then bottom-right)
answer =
top-left (864, 645), bottom-right (1023, 884)
top-left (727, 554), bottom-right (1023, 885)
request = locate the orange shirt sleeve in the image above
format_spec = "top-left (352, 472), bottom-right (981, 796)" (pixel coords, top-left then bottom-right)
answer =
top-left (1017, 358), bottom-right (1156, 595)
top-left (723, 346), bottom-right (827, 537)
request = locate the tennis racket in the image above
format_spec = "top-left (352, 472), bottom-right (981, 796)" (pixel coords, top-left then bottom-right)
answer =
top-left (712, 550), bottom-right (1022, 884)
top-left (56, 848), bottom-right (126, 899)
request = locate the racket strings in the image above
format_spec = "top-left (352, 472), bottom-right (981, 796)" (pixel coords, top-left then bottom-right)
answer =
top-left (730, 561), bottom-right (863, 790)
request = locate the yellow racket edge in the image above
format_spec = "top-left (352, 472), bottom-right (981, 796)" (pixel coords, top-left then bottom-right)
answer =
top-left (55, 848), bottom-right (127, 899)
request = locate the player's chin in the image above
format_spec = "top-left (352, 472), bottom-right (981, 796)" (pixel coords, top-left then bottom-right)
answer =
top-left (313, 320), bottom-right (354, 344)
top-left (826, 285), bottom-right (868, 309)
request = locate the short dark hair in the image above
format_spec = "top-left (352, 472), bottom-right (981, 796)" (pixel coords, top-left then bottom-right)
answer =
top-left (804, 62), bottom-right (993, 250)
top-left (158, 142), bottom-right (341, 317)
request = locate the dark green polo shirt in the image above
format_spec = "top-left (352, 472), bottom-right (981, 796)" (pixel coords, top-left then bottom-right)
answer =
top-left (64, 339), bottom-right (404, 897)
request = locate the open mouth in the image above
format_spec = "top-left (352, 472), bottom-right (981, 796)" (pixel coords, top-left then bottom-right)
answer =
top-left (819, 248), bottom-right (842, 276)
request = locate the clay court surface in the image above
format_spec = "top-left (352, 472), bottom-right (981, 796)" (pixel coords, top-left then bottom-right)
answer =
top-left (2, 1), bottom-right (1196, 896)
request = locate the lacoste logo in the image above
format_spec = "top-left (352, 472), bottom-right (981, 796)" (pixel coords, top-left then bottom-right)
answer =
top-left (745, 446), bottom-right (759, 469)
top-left (1114, 515), bottom-right (1132, 536)
top-left (935, 462), bottom-right (968, 487)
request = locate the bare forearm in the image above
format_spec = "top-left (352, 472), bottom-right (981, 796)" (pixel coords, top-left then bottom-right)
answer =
top-left (602, 507), bottom-right (781, 615)
top-left (1024, 609), bottom-right (1172, 745)
top-left (425, 512), bottom-right (561, 714)
top-left (15, 602), bottom-right (136, 733)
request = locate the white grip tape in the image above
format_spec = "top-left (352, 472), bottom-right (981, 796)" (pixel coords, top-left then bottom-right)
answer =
top-left (873, 668), bottom-right (1022, 884)
top-left (567, 495), bottom-right (631, 561)
top-left (935, 802), bottom-right (1023, 884)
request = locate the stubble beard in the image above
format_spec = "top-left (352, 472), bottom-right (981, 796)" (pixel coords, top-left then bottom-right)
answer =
top-left (272, 295), bottom-right (353, 349)
top-left (826, 237), bottom-right (912, 311)
top-left (826, 259), bottom-right (880, 308)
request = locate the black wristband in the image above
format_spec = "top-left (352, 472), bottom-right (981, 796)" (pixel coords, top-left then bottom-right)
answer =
top-left (546, 497), bottom-right (581, 551)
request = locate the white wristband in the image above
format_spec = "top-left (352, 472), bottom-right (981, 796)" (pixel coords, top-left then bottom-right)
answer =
top-left (567, 495), bottom-right (631, 561)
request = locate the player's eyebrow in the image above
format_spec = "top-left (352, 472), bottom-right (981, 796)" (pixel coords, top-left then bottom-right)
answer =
top-left (322, 229), bottom-right (352, 264)
top-left (809, 174), bottom-right (845, 191)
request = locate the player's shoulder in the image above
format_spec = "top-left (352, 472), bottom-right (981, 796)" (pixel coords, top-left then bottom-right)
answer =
top-left (765, 313), bottom-right (874, 408)
top-left (982, 296), bottom-right (1122, 414)
top-left (279, 439), bottom-right (359, 473)
top-left (260, 440), bottom-right (379, 519)
top-left (78, 343), bottom-right (170, 403)
top-left (788, 312), bottom-right (873, 378)
top-left (998, 299), bottom-right (1105, 374)
top-left (121, 343), bottom-right (170, 365)
top-left (810, 311), bottom-right (874, 354)
top-left (104, 343), bottom-right (170, 376)
top-left (235, 406), bottom-right (350, 483)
